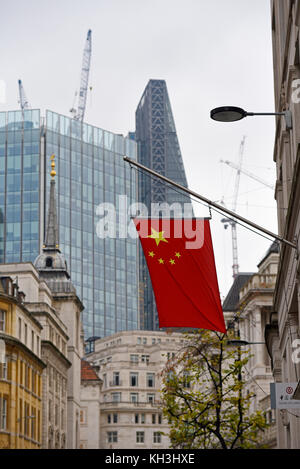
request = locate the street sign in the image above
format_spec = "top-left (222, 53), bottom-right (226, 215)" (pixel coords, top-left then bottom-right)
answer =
top-left (270, 382), bottom-right (300, 409)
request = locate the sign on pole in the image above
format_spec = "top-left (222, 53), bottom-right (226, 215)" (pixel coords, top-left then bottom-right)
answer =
top-left (270, 382), bottom-right (300, 409)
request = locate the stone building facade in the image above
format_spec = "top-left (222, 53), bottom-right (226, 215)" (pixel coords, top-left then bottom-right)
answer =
top-left (265, 0), bottom-right (300, 449)
top-left (0, 275), bottom-right (45, 449)
top-left (0, 262), bottom-right (72, 449)
top-left (85, 330), bottom-right (185, 449)
top-left (238, 243), bottom-right (279, 448)
top-left (80, 359), bottom-right (102, 449)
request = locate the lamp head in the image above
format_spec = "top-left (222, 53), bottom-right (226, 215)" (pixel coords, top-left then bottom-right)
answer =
top-left (210, 106), bottom-right (247, 122)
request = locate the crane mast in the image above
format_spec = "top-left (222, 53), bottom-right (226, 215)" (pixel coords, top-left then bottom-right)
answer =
top-left (18, 79), bottom-right (30, 112)
top-left (70, 29), bottom-right (92, 122)
top-left (221, 136), bottom-right (246, 278)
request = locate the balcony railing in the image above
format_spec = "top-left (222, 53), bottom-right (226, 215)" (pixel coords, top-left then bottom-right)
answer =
top-left (101, 400), bottom-right (161, 408)
top-left (240, 274), bottom-right (277, 299)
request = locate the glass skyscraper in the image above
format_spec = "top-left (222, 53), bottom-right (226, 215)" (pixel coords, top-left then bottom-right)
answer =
top-left (135, 79), bottom-right (193, 330)
top-left (0, 109), bottom-right (138, 339)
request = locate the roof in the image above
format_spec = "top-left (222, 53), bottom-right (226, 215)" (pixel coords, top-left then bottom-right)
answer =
top-left (222, 273), bottom-right (254, 312)
top-left (81, 359), bottom-right (101, 381)
top-left (257, 241), bottom-right (280, 268)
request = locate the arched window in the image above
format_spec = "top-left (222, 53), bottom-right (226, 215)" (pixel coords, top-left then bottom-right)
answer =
top-left (46, 257), bottom-right (53, 268)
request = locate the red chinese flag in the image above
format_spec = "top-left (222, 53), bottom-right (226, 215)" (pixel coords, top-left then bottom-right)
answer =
top-left (134, 218), bottom-right (226, 333)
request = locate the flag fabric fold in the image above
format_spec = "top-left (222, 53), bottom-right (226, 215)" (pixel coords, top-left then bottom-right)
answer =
top-left (134, 218), bottom-right (226, 334)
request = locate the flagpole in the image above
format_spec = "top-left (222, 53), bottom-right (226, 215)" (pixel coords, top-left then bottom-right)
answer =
top-left (123, 156), bottom-right (297, 251)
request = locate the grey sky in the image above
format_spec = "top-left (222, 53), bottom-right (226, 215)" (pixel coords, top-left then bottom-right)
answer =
top-left (0, 0), bottom-right (276, 299)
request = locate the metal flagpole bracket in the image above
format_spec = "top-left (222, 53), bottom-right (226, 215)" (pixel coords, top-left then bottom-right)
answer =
top-left (123, 156), bottom-right (297, 251)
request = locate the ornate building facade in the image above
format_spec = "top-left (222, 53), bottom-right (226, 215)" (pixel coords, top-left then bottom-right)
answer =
top-left (265, 0), bottom-right (300, 449)
top-left (85, 330), bottom-right (185, 449)
top-left (0, 275), bottom-right (44, 449)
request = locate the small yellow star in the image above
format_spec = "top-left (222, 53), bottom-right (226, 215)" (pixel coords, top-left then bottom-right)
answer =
top-left (149, 251), bottom-right (155, 257)
top-left (175, 252), bottom-right (181, 258)
top-left (169, 259), bottom-right (175, 265)
top-left (158, 258), bottom-right (164, 264)
top-left (148, 227), bottom-right (168, 246)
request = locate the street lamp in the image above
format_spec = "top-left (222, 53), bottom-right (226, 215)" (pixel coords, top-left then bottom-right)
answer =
top-left (210, 106), bottom-right (292, 130)
top-left (227, 339), bottom-right (265, 347)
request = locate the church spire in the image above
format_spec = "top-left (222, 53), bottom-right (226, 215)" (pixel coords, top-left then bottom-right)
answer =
top-left (34, 154), bottom-right (73, 289)
top-left (44, 154), bottom-right (60, 252)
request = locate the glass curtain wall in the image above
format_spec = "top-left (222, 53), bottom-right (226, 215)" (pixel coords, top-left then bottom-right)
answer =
top-left (0, 110), bottom-right (40, 264)
top-left (45, 111), bottom-right (138, 338)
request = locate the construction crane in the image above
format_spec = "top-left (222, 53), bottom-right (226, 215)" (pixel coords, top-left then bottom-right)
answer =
top-left (221, 136), bottom-right (246, 279)
top-left (220, 159), bottom-right (274, 190)
top-left (18, 79), bottom-right (30, 112)
top-left (70, 29), bottom-right (92, 122)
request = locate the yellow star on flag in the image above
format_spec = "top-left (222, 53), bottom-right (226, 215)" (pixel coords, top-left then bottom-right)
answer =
top-left (148, 228), bottom-right (168, 246)
top-left (169, 259), bottom-right (175, 265)
top-left (149, 251), bottom-right (155, 257)
top-left (175, 252), bottom-right (181, 258)
top-left (158, 258), bottom-right (164, 264)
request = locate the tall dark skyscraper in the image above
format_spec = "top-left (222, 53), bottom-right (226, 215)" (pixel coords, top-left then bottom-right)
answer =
top-left (0, 109), bottom-right (139, 339)
top-left (135, 79), bottom-right (193, 330)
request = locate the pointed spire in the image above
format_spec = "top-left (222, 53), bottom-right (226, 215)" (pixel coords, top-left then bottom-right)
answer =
top-left (44, 154), bottom-right (60, 251)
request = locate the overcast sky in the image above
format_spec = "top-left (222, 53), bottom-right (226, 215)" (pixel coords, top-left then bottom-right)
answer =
top-left (0, 0), bottom-right (276, 299)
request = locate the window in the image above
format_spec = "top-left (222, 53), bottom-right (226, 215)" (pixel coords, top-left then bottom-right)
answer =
top-left (55, 405), bottom-right (59, 426)
top-left (0, 358), bottom-right (7, 380)
top-left (130, 393), bottom-right (138, 403)
top-left (158, 414), bottom-right (162, 424)
top-left (152, 338), bottom-right (156, 345)
top-left (112, 372), bottom-right (120, 386)
top-left (136, 431), bottom-right (144, 443)
top-left (141, 355), bottom-right (149, 363)
top-left (19, 399), bottom-right (23, 434)
top-left (32, 369), bottom-right (36, 393)
top-left (137, 337), bottom-right (141, 345)
top-left (36, 336), bottom-right (40, 356)
top-left (18, 318), bottom-right (22, 339)
top-left (130, 372), bottom-right (138, 387)
top-left (107, 431), bottom-right (118, 443)
top-left (130, 354), bottom-right (139, 363)
top-left (0, 310), bottom-right (6, 332)
top-left (24, 402), bottom-right (30, 436)
top-left (0, 397), bottom-right (7, 430)
top-left (31, 331), bottom-right (34, 351)
top-left (147, 373), bottom-right (155, 387)
top-left (20, 361), bottom-right (23, 385)
top-left (152, 414), bottom-right (156, 424)
top-left (147, 393), bottom-right (155, 403)
top-left (142, 338), bottom-right (147, 345)
top-left (49, 400), bottom-right (52, 421)
top-left (24, 324), bottom-right (27, 346)
top-left (49, 367), bottom-right (52, 388)
top-left (153, 432), bottom-right (161, 444)
top-left (141, 413), bottom-right (145, 424)
top-left (25, 364), bottom-right (29, 389)
top-left (31, 407), bottom-right (36, 440)
top-left (112, 392), bottom-right (121, 403)
top-left (134, 413), bottom-right (139, 424)
top-left (107, 413), bottom-right (118, 424)
top-left (183, 372), bottom-right (191, 389)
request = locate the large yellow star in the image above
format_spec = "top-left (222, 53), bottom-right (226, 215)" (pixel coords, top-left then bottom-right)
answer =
top-left (148, 228), bottom-right (168, 246)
